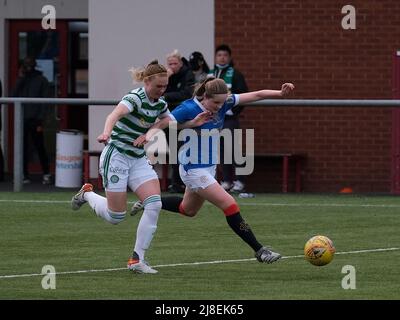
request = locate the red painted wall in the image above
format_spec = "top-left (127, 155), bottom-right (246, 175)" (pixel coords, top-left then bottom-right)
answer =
top-left (215, 0), bottom-right (400, 192)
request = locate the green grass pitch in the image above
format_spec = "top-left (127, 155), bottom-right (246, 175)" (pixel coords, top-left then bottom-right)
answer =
top-left (0, 192), bottom-right (399, 300)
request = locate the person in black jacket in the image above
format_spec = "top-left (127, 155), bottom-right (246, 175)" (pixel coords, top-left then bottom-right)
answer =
top-left (12, 57), bottom-right (52, 185)
top-left (189, 51), bottom-right (210, 84)
top-left (209, 44), bottom-right (248, 193)
top-left (164, 50), bottom-right (195, 111)
top-left (164, 50), bottom-right (195, 193)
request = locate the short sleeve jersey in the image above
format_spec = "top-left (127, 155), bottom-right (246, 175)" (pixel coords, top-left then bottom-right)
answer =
top-left (170, 94), bottom-right (239, 170)
top-left (110, 87), bottom-right (170, 158)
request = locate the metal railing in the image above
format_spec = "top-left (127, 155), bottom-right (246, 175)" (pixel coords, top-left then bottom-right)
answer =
top-left (1, 97), bottom-right (400, 192)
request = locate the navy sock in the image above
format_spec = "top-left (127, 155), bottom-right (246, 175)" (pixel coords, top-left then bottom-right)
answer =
top-left (226, 212), bottom-right (263, 252)
top-left (161, 196), bottom-right (183, 213)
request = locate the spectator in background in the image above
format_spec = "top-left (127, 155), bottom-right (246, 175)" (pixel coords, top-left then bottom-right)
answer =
top-left (189, 51), bottom-right (210, 84)
top-left (12, 57), bottom-right (52, 185)
top-left (164, 50), bottom-right (195, 110)
top-left (164, 50), bottom-right (195, 193)
top-left (0, 78), bottom-right (4, 181)
top-left (209, 44), bottom-right (248, 193)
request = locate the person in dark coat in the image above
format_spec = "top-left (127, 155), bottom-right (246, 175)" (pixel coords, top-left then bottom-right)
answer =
top-left (164, 50), bottom-right (195, 193)
top-left (12, 57), bottom-right (52, 184)
top-left (189, 51), bottom-right (210, 84)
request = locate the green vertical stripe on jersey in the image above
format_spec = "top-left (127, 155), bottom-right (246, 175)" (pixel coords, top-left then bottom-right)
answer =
top-left (102, 145), bottom-right (114, 188)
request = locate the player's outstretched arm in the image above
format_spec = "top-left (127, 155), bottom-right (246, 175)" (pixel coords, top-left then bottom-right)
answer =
top-left (97, 103), bottom-right (130, 144)
top-left (238, 83), bottom-right (295, 105)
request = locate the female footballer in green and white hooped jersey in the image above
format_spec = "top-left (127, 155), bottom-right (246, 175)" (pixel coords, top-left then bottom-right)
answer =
top-left (108, 86), bottom-right (169, 160)
top-left (71, 60), bottom-right (208, 274)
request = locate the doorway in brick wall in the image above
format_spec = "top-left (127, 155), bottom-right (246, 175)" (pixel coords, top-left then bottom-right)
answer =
top-left (7, 19), bottom-right (88, 179)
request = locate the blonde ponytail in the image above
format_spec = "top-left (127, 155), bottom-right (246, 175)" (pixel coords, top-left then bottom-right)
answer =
top-left (129, 60), bottom-right (168, 82)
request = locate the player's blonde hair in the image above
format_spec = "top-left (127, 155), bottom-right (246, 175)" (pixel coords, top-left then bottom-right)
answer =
top-left (194, 77), bottom-right (228, 100)
top-left (130, 60), bottom-right (167, 82)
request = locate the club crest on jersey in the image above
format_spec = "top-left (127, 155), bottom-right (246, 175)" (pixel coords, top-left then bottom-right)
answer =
top-left (140, 117), bottom-right (147, 126)
top-left (110, 175), bottom-right (119, 183)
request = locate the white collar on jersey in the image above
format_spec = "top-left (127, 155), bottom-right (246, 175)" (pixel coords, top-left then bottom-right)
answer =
top-left (193, 97), bottom-right (208, 112)
top-left (142, 87), bottom-right (160, 105)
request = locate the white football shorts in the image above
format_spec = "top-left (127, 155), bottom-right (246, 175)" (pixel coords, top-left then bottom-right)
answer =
top-left (99, 144), bottom-right (158, 192)
top-left (179, 165), bottom-right (217, 192)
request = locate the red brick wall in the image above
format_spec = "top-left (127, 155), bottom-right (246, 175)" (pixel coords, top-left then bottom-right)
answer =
top-left (215, 0), bottom-right (400, 192)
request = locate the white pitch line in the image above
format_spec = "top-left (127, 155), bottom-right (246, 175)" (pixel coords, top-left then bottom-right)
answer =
top-left (0, 247), bottom-right (398, 280)
top-left (1, 199), bottom-right (400, 208)
top-left (334, 247), bottom-right (400, 255)
top-left (0, 200), bottom-right (70, 203)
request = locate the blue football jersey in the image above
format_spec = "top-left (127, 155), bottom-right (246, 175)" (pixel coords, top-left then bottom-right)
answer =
top-left (170, 94), bottom-right (239, 170)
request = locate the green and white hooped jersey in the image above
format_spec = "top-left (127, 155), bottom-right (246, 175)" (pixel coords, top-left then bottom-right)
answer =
top-left (110, 87), bottom-right (170, 158)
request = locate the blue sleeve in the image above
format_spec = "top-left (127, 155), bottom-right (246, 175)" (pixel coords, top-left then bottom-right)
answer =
top-left (171, 104), bottom-right (195, 123)
top-left (222, 94), bottom-right (239, 113)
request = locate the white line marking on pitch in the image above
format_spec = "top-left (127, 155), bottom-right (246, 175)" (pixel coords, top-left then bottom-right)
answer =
top-left (0, 247), bottom-right (398, 279)
top-left (0, 200), bottom-right (69, 203)
top-left (239, 203), bottom-right (400, 208)
top-left (1, 199), bottom-right (400, 208)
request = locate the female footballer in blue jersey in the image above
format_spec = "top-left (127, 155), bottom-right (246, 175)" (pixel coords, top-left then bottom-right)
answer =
top-left (133, 77), bottom-right (294, 263)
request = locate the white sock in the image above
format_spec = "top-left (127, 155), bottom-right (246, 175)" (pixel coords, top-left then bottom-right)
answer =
top-left (134, 195), bottom-right (162, 260)
top-left (84, 192), bottom-right (125, 225)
